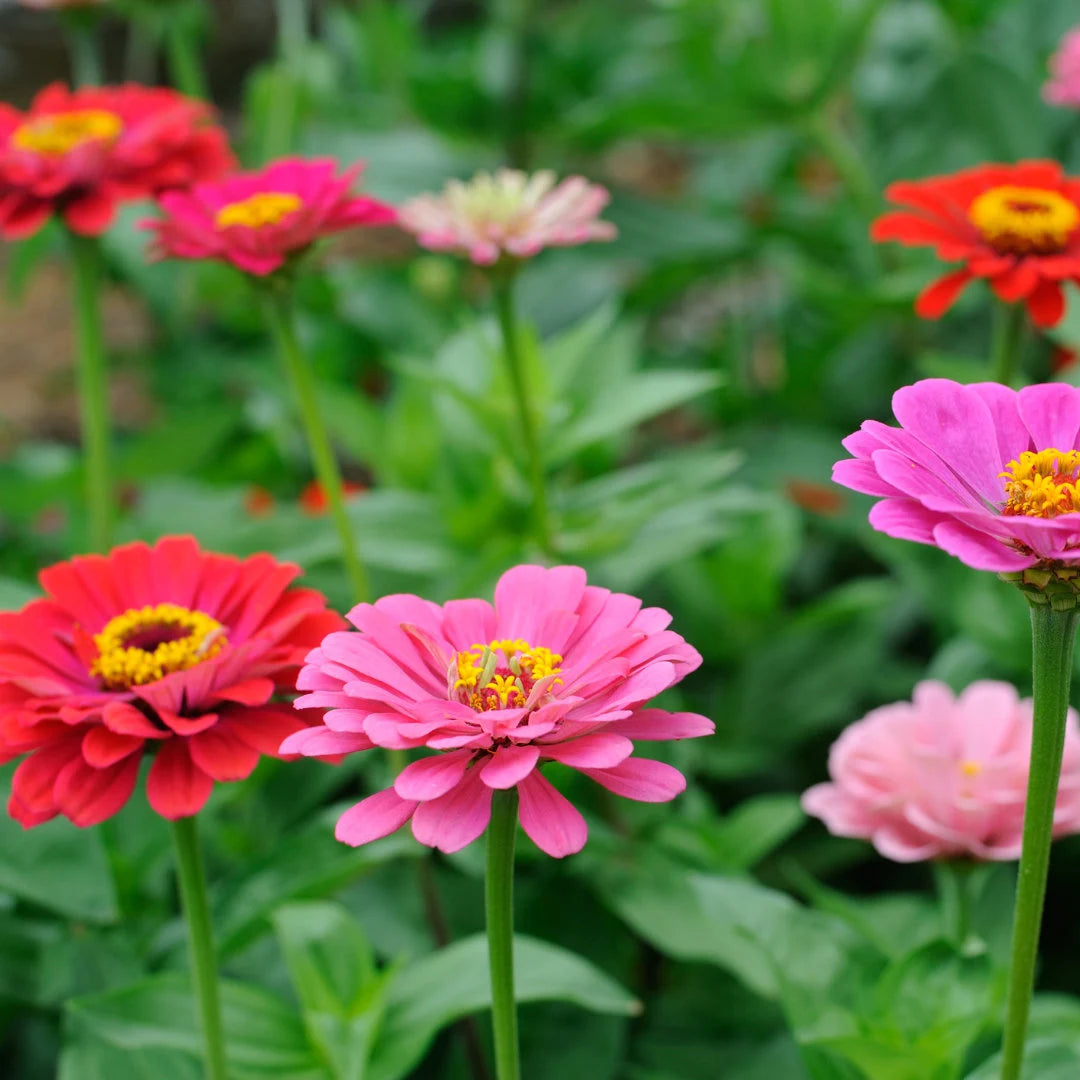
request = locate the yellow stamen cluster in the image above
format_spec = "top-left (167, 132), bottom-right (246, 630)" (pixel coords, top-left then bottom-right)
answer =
top-left (969, 185), bottom-right (1080, 255)
top-left (12, 110), bottom-right (123, 156)
top-left (454, 638), bottom-right (562, 711)
top-left (215, 192), bottom-right (303, 230)
top-left (1001, 448), bottom-right (1080, 518)
top-left (90, 603), bottom-right (227, 689)
top-left (960, 760), bottom-right (982, 778)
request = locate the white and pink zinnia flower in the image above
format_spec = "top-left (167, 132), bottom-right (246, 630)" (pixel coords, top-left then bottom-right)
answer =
top-left (283, 564), bottom-right (713, 858)
top-left (834, 379), bottom-right (1080, 571)
top-left (397, 168), bottom-right (616, 265)
top-left (803, 680), bottom-right (1080, 862)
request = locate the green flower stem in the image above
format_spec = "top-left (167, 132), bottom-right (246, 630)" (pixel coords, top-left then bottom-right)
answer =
top-left (991, 301), bottom-right (1026, 387)
top-left (492, 277), bottom-right (553, 554)
top-left (933, 860), bottom-right (975, 948)
top-left (804, 110), bottom-right (878, 225)
top-left (486, 788), bottom-right (521, 1080)
top-left (164, 15), bottom-right (209, 100)
top-left (172, 816), bottom-right (227, 1080)
top-left (1000, 601), bottom-right (1080, 1080)
top-left (68, 233), bottom-right (112, 553)
top-left (261, 291), bottom-right (370, 603)
top-left (62, 11), bottom-right (104, 86)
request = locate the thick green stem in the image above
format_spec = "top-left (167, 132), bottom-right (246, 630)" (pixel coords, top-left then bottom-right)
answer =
top-left (991, 302), bottom-right (1026, 387)
top-left (69, 233), bottom-right (112, 552)
top-left (933, 860), bottom-right (975, 949)
top-left (1000, 602), bottom-right (1080, 1080)
top-left (486, 789), bottom-right (520, 1080)
top-left (172, 816), bottom-right (227, 1080)
top-left (492, 278), bottom-right (553, 553)
top-left (62, 12), bottom-right (103, 86)
top-left (164, 16), bottom-right (209, 100)
top-left (261, 291), bottom-right (370, 602)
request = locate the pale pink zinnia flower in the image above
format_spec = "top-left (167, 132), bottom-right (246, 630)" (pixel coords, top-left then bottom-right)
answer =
top-left (282, 564), bottom-right (713, 858)
top-left (833, 378), bottom-right (1080, 572)
top-left (397, 168), bottom-right (617, 265)
top-left (803, 680), bottom-right (1080, 861)
top-left (1045, 27), bottom-right (1080, 108)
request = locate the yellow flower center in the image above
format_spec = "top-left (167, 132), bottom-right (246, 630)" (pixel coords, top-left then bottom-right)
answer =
top-left (1001, 448), bottom-right (1080, 518)
top-left (959, 760), bottom-right (982, 778)
top-left (968, 185), bottom-right (1080, 255)
top-left (215, 192), bottom-right (303, 230)
top-left (90, 603), bottom-right (228, 689)
top-left (453, 638), bottom-right (562, 712)
top-left (11, 110), bottom-right (123, 156)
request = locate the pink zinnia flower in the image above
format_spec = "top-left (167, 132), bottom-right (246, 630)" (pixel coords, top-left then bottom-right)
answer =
top-left (0, 82), bottom-right (233, 239)
top-left (803, 680), bottom-right (1080, 861)
top-left (1045, 28), bottom-right (1080, 108)
top-left (0, 536), bottom-right (343, 827)
top-left (397, 168), bottom-right (617, 265)
top-left (833, 378), bottom-right (1080, 571)
top-left (142, 157), bottom-right (396, 276)
top-left (282, 564), bottom-right (713, 858)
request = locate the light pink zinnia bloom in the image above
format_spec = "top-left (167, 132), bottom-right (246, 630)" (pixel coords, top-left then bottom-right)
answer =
top-left (1045, 27), bottom-right (1080, 107)
top-left (282, 564), bottom-right (713, 858)
top-left (803, 680), bottom-right (1080, 862)
top-left (397, 168), bottom-right (617, 265)
top-left (142, 157), bottom-right (396, 276)
top-left (833, 378), bottom-right (1080, 572)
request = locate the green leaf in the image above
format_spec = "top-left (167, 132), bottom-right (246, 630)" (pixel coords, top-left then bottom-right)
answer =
top-left (65, 973), bottom-right (329, 1079)
top-left (367, 933), bottom-right (641, 1080)
top-left (59, 1036), bottom-right (202, 1080)
top-left (273, 901), bottom-right (393, 1080)
top-left (544, 371), bottom-right (724, 465)
top-left (0, 771), bottom-right (118, 922)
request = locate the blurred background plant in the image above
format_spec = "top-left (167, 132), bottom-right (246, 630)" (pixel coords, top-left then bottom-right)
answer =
top-left (5, 0), bottom-right (1080, 1077)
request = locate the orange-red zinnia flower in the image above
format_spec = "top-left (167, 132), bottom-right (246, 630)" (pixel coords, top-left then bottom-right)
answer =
top-left (0, 537), bottom-right (342, 827)
top-left (871, 161), bottom-right (1080, 328)
top-left (0, 82), bottom-right (233, 239)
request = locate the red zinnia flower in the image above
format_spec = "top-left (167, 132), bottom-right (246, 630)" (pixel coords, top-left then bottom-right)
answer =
top-left (142, 157), bottom-right (396, 276)
top-left (0, 537), bottom-right (342, 827)
top-left (0, 82), bottom-right (233, 239)
top-left (870, 161), bottom-right (1080, 328)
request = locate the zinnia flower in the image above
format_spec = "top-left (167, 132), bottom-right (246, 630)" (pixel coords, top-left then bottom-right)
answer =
top-left (832, 378), bottom-right (1080, 572)
top-left (142, 157), bottom-right (396, 276)
top-left (0, 536), bottom-right (342, 827)
top-left (282, 564), bottom-right (713, 858)
top-left (870, 161), bottom-right (1080, 327)
top-left (397, 168), bottom-right (617, 265)
top-left (0, 82), bottom-right (233, 239)
top-left (803, 680), bottom-right (1080, 861)
top-left (1045, 28), bottom-right (1080, 108)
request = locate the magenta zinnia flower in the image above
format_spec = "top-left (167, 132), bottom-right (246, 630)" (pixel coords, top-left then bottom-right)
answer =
top-left (833, 378), bottom-right (1080, 571)
top-left (1045, 27), bottom-right (1080, 108)
top-left (803, 680), bottom-right (1080, 861)
top-left (0, 537), bottom-right (343, 827)
top-left (143, 157), bottom-right (396, 276)
top-left (397, 168), bottom-right (617, 266)
top-left (282, 564), bottom-right (713, 857)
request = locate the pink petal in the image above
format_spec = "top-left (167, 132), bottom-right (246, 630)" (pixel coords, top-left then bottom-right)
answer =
top-left (517, 770), bottom-right (587, 858)
top-left (145, 740), bottom-right (215, 820)
top-left (411, 766), bottom-right (493, 852)
top-left (394, 749), bottom-right (472, 801)
top-left (280, 726), bottom-right (372, 757)
top-left (480, 745), bottom-right (540, 789)
top-left (580, 757), bottom-right (687, 803)
top-left (542, 733), bottom-right (633, 768)
top-left (931, 521), bottom-right (1034, 571)
top-left (603, 709), bottom-right (714, 741)
top-left (335, 788), bottom-right (418, 846)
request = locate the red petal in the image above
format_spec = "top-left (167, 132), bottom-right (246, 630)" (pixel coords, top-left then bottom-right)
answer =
top-left (214, 678), bottom-right (275, 706)
top-left (146, 740), bottom-right (214, 820)
top-left (82, 726), bottom-right (144, 767)
top-left (187, 725), bottom-right (261, 782)
top-left (914, 269), bottom-right (973, 319)
top-left (62, 192), bottom-right (116, 236)
top-left (1027, 279), bottom-right (1066, 328)
top-left (53, 753), bottom-right (141, 827)
top-left (102, 701), bottom-right (168, 739)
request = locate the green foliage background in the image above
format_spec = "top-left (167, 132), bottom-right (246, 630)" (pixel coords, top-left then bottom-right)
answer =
top-left (5, 0), bottom-right (1080, 1076)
